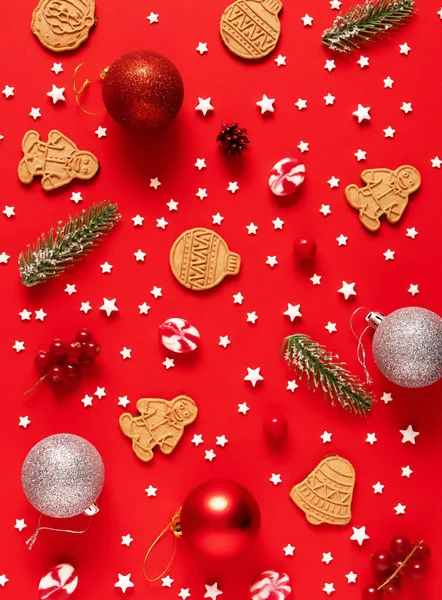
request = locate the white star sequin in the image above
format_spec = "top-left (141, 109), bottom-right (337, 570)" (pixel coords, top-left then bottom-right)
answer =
top-left (400, 425), bottom-right (419, 444)
top-left (100, 298), bottom-right (118, 316)
top-left (256, 94), bottom-right (275, 114)
top-left (196, 97), bottom-right (214, 116)
top-left (338, 281), bottom-right (356, 299)
top-left (270, 473), bottom-right (282, 485)
top-left (350, 526), bottom-right (369, 546)
top-left (47, 84), bottom-right (65, 103)
top-left (244, 367), bottom-right (263, 387)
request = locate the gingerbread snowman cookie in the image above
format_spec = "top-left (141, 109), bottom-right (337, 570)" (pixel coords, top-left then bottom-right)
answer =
top-left (345, 165), bottom-right (421, 231)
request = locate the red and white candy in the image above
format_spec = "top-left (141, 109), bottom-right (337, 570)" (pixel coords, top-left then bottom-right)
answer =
top-left (269, 157), bottom-right (306, 196)
top-left (159, 318), bottom-right (200, 353)
top-left (250, 571), bottom-right (291, 600)
top-left (39, 564), bottom-right (78, 599)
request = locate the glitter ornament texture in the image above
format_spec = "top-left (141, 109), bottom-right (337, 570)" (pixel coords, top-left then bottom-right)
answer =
top-left (102, 51), bottom-right (184, 131)
top-left (371, 307), bottom-right (442, 388)
top-left (21, 434), bottom-right (104, 518)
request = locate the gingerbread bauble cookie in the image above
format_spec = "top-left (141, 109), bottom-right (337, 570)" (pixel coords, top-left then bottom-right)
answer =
top-left (345, 165), bottom-right (421, 231)
top-left (290, 455), bottom-right (355, 526)
top-left (220, 0), bottom-right (282, 60)
top-left (170, 228), bottom-right (241, 291)
top-left (31, 0), bottom-right (96, 52)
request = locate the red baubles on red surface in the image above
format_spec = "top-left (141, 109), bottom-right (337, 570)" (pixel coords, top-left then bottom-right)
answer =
top-left (180, 479), bottom-right (260, 560)
top-left (293, 235), bottom-right (317, 261)
top-left (269, 157), bottom-right (306, 196)
top-left (102, 51), bottom-right (184, 131)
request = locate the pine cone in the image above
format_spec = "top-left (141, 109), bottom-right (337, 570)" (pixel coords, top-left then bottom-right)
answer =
top-left (217, 123), bottom-right (249, 155)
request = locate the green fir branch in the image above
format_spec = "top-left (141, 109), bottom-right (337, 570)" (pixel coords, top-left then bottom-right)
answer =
top-left (19, 200), bottom-right (120, 287)
top-left (322, 0), bottom-right (416, 54)
top-left (281, 334), bottom-right (375, 416)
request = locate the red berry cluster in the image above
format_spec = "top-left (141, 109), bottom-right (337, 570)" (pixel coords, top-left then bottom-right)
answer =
top-left (33, 329), bottom-right (100, 387)
top-left (363, 536), bottom-right (430, 598)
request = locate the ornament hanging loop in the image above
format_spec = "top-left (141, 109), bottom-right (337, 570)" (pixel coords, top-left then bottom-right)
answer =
top-left (143, 509), bottom-right (182, 583)
top-left (72, 63), bottom-right (108, 116)
top-left (350, 307), bottom-right (374, 385)
top-left (26, 513), bottom-right (92, 550)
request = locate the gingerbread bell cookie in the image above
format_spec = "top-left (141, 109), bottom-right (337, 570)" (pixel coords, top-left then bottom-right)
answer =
top-left (345, 166), bottom-right (421, 232)
top-left (18, 130), bottom-right (99, 191)
top-left (290, 455), bottom-right (355, 526)
top-left (220, 0), bottom-right (282, 60)
top-left (120, 395), bottom-right (198, 462)
top-left (170, 228), bottom-right (241, 291)
top-left (31, 0), bottom-right (96, 52)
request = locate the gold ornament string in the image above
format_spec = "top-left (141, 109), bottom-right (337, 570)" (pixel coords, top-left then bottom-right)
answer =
top-left (72, 63), bottom-right (108, 116)
top-left (350, 306), bottom-right (373, 384)
top-left (378, 540), bottom-right (424, 590)
top-left (143, 509), bottom-right (182, 582)
top-left (26, 513), bottom-right (92, 550)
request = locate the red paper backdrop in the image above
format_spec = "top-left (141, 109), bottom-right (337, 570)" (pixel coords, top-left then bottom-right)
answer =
top-left (1, 0), bottom-right (441, 598)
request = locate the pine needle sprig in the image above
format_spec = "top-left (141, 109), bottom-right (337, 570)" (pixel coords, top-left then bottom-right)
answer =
top-left (282, 334), bottom-right (375, 416)
top-left (322, 0), bottom-right (416, 54)
top-left (19, 200), bottom-right (120, 287)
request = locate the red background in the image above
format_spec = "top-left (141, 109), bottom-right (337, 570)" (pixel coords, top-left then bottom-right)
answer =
top-left (1, 0), bottom-right (441, 598)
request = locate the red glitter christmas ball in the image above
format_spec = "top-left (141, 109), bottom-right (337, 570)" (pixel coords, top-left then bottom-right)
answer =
top-left (102, 51), bottom-right (184, 131)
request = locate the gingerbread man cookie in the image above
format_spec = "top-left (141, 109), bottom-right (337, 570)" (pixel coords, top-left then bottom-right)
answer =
top-left (31, 0), bottom-right (96, 52)
top-left (345, 166), bottom-right (421, 232)
top-left (18, 130), bottom-right (99, 191)
top-left (119, 396), bottom-right (198, 462)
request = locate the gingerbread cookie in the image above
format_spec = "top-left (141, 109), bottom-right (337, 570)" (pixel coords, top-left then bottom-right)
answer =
top-left (170, 228), bottom-right (241, 291)
top-left (220, 0), bottom-right (282, 60)
top-left (31, 0), bottom-right (96, 52)
top-left (18, 130), bottom-right (99, 191)
top-left (290, 455), bottom-right (355, 526)
top-left (345, 166), bottom-right (421, 232)
top-left (119, 396), bottom-right (198, 462)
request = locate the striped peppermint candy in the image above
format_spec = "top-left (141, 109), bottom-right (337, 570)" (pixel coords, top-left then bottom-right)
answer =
top-left (269, 157), bottom-right (306, 196)
top-left (38, 564), bottom-right (78, 599)
top-left (159, 318), bottom-right (200, 353)
top-left (250, 571), bottom-right (292, 600)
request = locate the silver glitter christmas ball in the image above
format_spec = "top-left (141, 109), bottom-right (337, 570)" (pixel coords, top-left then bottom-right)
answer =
top-left (21, 434), bottom-right (104, 518)
top-left (372, 307), bottom-right (442, 388)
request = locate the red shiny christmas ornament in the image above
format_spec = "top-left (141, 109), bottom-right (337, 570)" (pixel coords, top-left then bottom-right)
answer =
top-left (102, 51), bottom-right (184, 131)
top-left (293, 235), bottom-right (317, 261)
top-left (263, 405), bottom-right (287, 445)
top-left (180, 479), bottom-right (260, 560)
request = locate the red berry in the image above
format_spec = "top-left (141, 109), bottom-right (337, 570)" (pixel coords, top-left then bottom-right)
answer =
top-left (48, 365), bottom-right (65, 384)
top-left (362, 585), bottom-right (383, 599)
top-left (82, 341), bottom-right (100, 360)
top-left (414, 541), bottom-right (430, 562)
top-left (372, 550), bottom-right (394, 577)
top-left (383, 577), bottom-right (401, 595)
top-left (75, 329), bottom-right (93, 344)
top-left (49, 339), bottom-right (69, 363)
top-left (390, 535), bottom-right (412, 560)
top-left (65, 363), bottom-right (81, 381)
top-left (293, 235), bottom-right (317, 261)
top-left (67, 341), bottom-right (82, 362)
top-left (78, 354), bottom-right (93, 366)
top-left (34, 350), bottom-right (53, 375)
top-left (404, 559), bottom-right (426, 580)
top-left (263, 405), bottom-right (288, 445)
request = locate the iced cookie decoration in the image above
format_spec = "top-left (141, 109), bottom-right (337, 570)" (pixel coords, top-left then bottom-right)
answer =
top-left (38, 563), bottom-right (78, 599)
top-left (269, 156), bottom-right (306, 196)
top-left (120, 396), bottom-right (198, 462)
top-left (18, 130), bottom-right (99, 191)
top-left (290, 455), bottom-right (355, 526)
top-left (345, 165), bottom-right (421, 232)
top-left (220, 0), bottom-right (282, 60)
top-left (31, 0), bottom-right (96, 52)
top-left (159, 318), bottom-right (201, 354)
top-left (170, 228), bottom-right (241, 291)
top-left (250, 571), bottom-right (292, 600)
